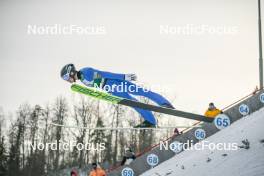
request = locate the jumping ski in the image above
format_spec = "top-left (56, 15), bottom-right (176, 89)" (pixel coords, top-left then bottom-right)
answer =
top-left (71, 84), bottom-right (213, 123)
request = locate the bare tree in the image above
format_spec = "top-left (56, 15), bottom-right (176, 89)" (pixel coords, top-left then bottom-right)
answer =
top-left (16, 104), bottom-right (31, 170)
top-left (52, 97), bottom-right (68, 170)
top-left (0, 107), bottom-right (7, 176)
top-left (72, 96), bottom-right (94, 167)
top-left (7, 121), bottom-right (23, 176)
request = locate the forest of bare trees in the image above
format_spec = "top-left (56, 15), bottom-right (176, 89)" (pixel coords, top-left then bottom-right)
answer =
top-left (0, 95), bottom-right (176, 176)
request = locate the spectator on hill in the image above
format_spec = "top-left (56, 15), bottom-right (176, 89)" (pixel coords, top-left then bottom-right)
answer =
top-left (204, 102), bottom-right (222, 118)
top-left (121, 147), bottom-right (136, 166)
top-left (89, 162), bottom-right (106, 176)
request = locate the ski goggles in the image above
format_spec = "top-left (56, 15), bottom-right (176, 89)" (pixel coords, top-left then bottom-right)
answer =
top-left (62, 74), bottom-right (71, 81)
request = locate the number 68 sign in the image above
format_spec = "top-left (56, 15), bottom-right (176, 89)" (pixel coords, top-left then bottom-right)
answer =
top-left (147, 154), bottom-right (159, 167)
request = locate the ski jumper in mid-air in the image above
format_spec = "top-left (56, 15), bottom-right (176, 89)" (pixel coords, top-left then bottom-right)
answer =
top-left (61, 64), bottom-right (174, 127)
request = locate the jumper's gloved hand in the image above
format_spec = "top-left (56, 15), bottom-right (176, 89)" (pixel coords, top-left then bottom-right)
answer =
top-left (125, 74), bottom-right (137, 81)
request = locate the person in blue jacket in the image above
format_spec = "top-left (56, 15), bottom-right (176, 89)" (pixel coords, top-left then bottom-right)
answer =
top-left (60, 63), bottom-right (174, 127)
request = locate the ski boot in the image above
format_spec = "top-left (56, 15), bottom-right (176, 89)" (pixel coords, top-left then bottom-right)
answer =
top-left (134, 120), bottom-right (156, 128)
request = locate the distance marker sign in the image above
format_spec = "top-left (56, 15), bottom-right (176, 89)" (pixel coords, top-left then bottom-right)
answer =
top-left (121, 167), bottom-right (134, 176)
top-left (214, 114), bottom-right (231, 130)
top-left (260, 93), bottom-right (264, 103)
top-left (195, 128), bottom-right (206, 140)
top-left (239, 104), bottom-right (250, 116)
top-left (147, 154), bottom-right (159, 167)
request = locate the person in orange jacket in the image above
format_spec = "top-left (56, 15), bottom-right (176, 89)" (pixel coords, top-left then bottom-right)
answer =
top-left (89, 163), bottom-right (106, 176)
top-left (204, 102), bottom-right (222, 118)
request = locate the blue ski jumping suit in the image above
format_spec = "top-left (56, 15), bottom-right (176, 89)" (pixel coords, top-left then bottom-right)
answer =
top-left (79, 67), bottom-right (173, 125)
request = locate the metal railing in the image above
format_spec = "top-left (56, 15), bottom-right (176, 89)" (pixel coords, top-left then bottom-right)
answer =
top-left (106, 87), bottom-right (263, 173)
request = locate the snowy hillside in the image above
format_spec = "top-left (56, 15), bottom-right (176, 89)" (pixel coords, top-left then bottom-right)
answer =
top-left (141, 107), bottom-right (264, 176)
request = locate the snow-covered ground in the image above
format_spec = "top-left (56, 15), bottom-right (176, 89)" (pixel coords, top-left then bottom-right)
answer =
top-left (141, 107), bottom-right (264, 176)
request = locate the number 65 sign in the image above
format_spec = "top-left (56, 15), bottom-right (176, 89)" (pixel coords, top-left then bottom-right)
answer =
top-left (214, 114), bottom-right (231, 130)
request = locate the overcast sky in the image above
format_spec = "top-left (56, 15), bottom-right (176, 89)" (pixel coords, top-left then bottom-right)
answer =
top-left (0, 0), bottom-right (262, 116)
